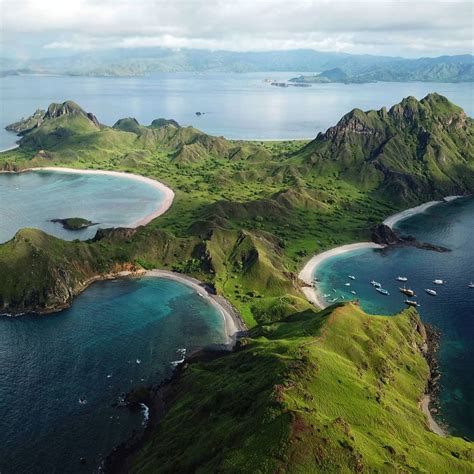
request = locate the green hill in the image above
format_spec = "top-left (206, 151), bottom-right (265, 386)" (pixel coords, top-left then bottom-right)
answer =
top-left (120, 304), bottom-right (473, 473)
top-left (294, 94), bottom-right (474, 201)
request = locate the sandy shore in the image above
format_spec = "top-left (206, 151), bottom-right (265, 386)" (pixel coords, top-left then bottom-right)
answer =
top-left (421, 394), bottom-right (446, 436)
top-left (298, 242), bottom-right (384, 309)
top-left (383, 196), bottom-right (463, 229)
top-left (143, 269), bottom-right (245, 348)
top-left (3, 166), bottom-right (175, 228)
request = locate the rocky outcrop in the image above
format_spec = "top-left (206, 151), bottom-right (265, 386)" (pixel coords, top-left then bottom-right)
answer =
top-left (371, 224), bottom-right (450, 252)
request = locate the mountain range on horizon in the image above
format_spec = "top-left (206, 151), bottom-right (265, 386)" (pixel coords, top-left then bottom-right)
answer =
top-left (1, 48), bottom-right (473, 82)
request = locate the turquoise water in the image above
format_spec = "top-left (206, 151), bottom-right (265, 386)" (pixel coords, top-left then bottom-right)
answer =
top-left (0, 276), bottom-right (226, 473)
top-left (315, 197), bottom-right (474, 438)
top-left (1, 73), bottom-right (472, 148)
top-left (0, 170), bottom-right (166, 243)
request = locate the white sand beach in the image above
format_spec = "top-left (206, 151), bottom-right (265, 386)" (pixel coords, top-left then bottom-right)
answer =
top-left (383, 196), bottom-right (463, 229)
top-left (421, 394), bottom-right (446, 436)
top-left (26, 167), bottom-right (175, 227)
top-left (145, 269), bottom-right (245, 348)
top-left (299, 242), bottom-right (384, 309)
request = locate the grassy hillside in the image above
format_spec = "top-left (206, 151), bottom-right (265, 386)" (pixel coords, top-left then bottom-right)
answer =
top-left (1, 95), bottom-right (473, 324)
top-left (126, 304), bottom-right (473, 473)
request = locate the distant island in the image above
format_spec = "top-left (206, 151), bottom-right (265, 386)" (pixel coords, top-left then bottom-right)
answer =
top-left (290, 55), bottom-right (474, 84)
top-left (1, 95), bottom-right (473, 472)
top-left (1, 48), bottom-right (472, 82)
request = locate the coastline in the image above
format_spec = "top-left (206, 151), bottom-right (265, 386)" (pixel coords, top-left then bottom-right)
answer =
top-left (421, 395), bottom-right (446, 437)
top-left (383, 195), bottom-right (464, 229)
top-left (0, 166), bottom-right (175, 228)
top-left (143, 269), bottom-right (246, 347)
top-left (298, 242), bottom-right (384, 309)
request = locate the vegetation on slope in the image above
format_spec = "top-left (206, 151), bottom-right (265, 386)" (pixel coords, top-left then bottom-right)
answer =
top-left (126, 304), bottom-right (473, 473)
top-left (0, 95), bottom-right (473, 324)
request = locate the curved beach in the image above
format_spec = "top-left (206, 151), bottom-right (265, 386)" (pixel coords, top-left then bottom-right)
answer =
top-left (299, 242), bottom-right (384, 308)
top-left (27, 167), bottom-right (175, 227)
top-left (383, 196), bottom-right (463, 229)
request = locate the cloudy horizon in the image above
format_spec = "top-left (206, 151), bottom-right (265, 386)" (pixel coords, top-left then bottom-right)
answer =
top-left (1, 0), bottom-right (473, 59)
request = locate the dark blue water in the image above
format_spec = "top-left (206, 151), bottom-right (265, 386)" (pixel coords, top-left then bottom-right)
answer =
top-left (0, 170), bottom-right (166, 243)
top-left (1, 73), bottom-right (472, 148)
top-left (0, 276), bottom-right (226, 473)
top-left (315, 197), bottom-right (474, 438)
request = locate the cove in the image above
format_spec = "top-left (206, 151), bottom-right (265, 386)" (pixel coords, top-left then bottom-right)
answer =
top-left (314, 197), bottom-right (474, 439)
top-left (0, 276), bottom-right (227, 473)
top-left (0, 169), bottom-right (173, 243)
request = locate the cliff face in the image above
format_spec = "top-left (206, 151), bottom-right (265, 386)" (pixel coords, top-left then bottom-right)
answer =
top-left (298, 94), bottom-right (474, 202)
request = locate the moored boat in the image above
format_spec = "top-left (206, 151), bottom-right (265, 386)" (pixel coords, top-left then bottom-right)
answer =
top-left (425, 288), bottom-right (437, 296)
top-left (404, 300), bottom-right (419, 307)
top-left (469, 282), bottom-right (474, 288)
top-left (399, 287), bottom-right (416, 297)
top-left (376, 287), bottom-right (390, 295)
top-left (433, 279), bottom-right (444, 285)
top-left (348, 275), bottom-right (356, 280)
top-left (371, 280), bottom-right (382, 288)
top-left (397, 276), bottom-right (408, 282)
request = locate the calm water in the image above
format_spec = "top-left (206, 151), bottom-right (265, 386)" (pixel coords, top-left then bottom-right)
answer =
top-left (0, 73), bottom-right (472, 149)
top-left (0, 170), bottom-right (165, 243)
top-left (315, 197), bottom-right (474, 438)
top-left (0, 276), bottom-right (226, 473)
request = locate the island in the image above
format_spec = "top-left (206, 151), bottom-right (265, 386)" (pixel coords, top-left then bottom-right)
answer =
top-left (51, 217), bottom-right (98, 231)
top-left (0, 96), bottom-right (473, 472)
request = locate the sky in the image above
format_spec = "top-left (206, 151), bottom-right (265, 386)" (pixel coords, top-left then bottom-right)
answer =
top-left (0, 0), bottom-right (473, 59)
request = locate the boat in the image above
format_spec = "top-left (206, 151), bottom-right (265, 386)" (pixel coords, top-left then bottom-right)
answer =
top-left (344, 283), bottom-right (351, 286)
top-left (469, 282), bottom-right (474, 288)
top-left (425, 289), bottom-right (437, 296)
top-left (136, 359), bottom-right (141, 364)
top-left (348, 275), bottom-right (356, 280)
top-left (323, 293), bottom-right (331, 298)
top-left (78, 397), bottom-right (87, 405)
top-left (351, 290), bottom-right (356, 295)
top-left (399, 287), bottom-right (416, 297)
top-left (404, 300), bottom-right (419, 307)
top-left (106, 374), bottom-right (112, 379)
top-left (396, 276), bottom-right (408, 282)
top-left (371, 280), bottom-right (382, 288)
top-left (333, 288), bottom-right (337, 293)
top-left (376, 288), bottom-right (390, 295)
top-left (433, 279), bottom-right (444, 285)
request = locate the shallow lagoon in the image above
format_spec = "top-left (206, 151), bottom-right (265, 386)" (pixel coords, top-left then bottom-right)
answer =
top-left (0, 170), bottom-right (166, 242)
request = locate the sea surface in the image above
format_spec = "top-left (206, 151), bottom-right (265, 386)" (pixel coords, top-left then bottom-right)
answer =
top-left (315, 197), bottom-right (474, 439)
top-left (0, 276), bottom-right (226, 473)
top-left (0, 72), bottom-right (472, 149)
top-left (0, 170), bottom-right (166, 242)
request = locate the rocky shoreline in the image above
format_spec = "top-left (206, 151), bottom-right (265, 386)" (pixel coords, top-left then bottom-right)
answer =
top-left (102, 348), bottom-right (234, 473)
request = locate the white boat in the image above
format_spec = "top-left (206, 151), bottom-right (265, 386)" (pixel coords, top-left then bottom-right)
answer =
top-left (425, 289), bottom-right (437, 296)
top-left (333, 288), bottom-right (337, 293)
top-left (376, 287), bottom-right (390, 296)
top-left (351, 290), bottom-right (356, 295)
top-left (78, 397), bottom-right (87, 405)
top-left (396, 276), bottom-right (408, 282)
top-left (344, 283), bottom-right (351, 286)
top-left (469, 282), bottom-right (474, 289)
top-left (433, 279), bottom-right (444, 285)
top-left (348, 275), bottom-right (356, 280)
top-left (404, 300), bottom-right (419, 307)
top-left (371, 280), bottom-right (382, 288)
top-left (136, 359), bottom-right (141, 364)
top-left (323, 293), bottom-right (331, 298)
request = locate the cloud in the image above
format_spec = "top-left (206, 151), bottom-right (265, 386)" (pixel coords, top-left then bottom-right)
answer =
top-left (1, 0), bottom-right (473, 57)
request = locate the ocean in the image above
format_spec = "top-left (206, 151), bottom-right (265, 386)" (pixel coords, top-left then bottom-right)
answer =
top-left (315, 197), bottom-right (474, 439)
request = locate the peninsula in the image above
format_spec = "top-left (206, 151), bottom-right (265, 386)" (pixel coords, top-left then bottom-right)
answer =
top-left (0, 95), bottom-right (473, 472)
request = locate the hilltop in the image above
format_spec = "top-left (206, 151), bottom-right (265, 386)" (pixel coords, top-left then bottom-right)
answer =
top-left (110, 304), bottom-right (473, 473)
top-left (1, 95), bottom-right (473, 471)
top-left (1, 94), bottom-right (473, 322)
